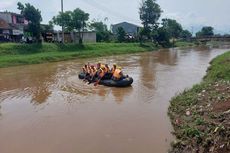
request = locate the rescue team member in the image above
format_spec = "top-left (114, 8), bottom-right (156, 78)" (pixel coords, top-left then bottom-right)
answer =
top-left (87, 65), bottom-right (97, 83)
top-left (98, 67), bottom-right (106, 79)
top-left (112, 67), bottom-right (124, 81)
top-left (82, 65), bottom-right (88, 74)
top-left (94, 67), bottom-right (108, 86)
top-left (110, 64), bottom-right (116, 74)
top-left (96, 62), bottom-right (102, 70)
top-left (82, 65), bottom-right (90, 82)
top-left (104, 64), bottom-right (110, 73)
top-left (90, 65), bottom-right (97, 77)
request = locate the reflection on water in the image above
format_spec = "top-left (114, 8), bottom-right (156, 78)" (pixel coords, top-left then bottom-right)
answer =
top-left (111, 87), bottom-right (133, 104)
top-left (0, 64), bottom-right (58, 105)
top-left (139, 51), bottom-right (156, 90)
top-left (0, 45), bottom-right (229, 153)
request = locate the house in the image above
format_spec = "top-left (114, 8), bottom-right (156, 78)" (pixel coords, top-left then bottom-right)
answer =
top-left (0, 12), bottom-right (27, 42)
top-left (111, 22), bottom-right (141, 37)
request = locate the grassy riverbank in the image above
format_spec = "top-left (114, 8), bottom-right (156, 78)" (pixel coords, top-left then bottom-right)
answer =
top-left (0, 41), bottom-right (196, 68)
top-left (0, 42), bottom-right (158, 68)
top-left (168, 51), bottom-right (230, 153)
top-left (174, 41), bottom-right (196, 47)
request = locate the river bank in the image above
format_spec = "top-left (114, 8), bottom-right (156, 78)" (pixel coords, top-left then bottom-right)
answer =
top-left (0, 41), bottom-right (195, 68)
top-left (0, 43), bottom-right (156, 68)
top-left (168, 51), bottom-right (230, 153)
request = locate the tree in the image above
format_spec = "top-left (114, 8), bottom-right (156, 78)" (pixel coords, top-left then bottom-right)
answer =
top-left (41, 21), bottom-right (54, 32)
top-left (152, 27), bottom-right (171, 47)
top-left (196, 26), bottom-right (214, 37)
top-left (117, 27), bottom-right (126, 43)
top-left (90, 21), bottom-right (112, 42)
top-left (161, 18), bottom-right (183, 45)
top-left (17, 2), bottom-right (42, 41)
top-left (139, 0), bottom-right (162, 29)
top-left (53, 8), bottom-right (89, 44)
top-left (71, 8), bottom-right (89, 44)
top-left (139, 27), bottom-right (151, 44)
top-left (180, 29), bottom-right (192, 40)
top-left (52, 11), bottom-right (72, 31)
top-left (90, 21), bottom-right (107, 32)
top-left (139, 0), bottom-right (162, 42)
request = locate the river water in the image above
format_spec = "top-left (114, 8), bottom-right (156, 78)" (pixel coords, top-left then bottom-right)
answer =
top-left (0, 46), bottom-right (229, 153)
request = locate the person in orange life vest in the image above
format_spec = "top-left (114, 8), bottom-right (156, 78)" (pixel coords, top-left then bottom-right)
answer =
top-left (112, 67), bottom-right (124, 81)
top-left (93, 67), bottom-right (106, 86)
top-left (96, 62), bottom-right (101, 70)
top-left (82, 64), bottom-right (88, 73)
top-left (90, 65), bottom-right (96, 76)
top-left (110, 64), bottom-right (117, 74)
top-left (98, 67), bottom-right (106, 79)
top-left (83, 64), bottom-right (91, 82)
top-left (85, 65), bottom-right (97, 84)
top-left (104, 64), bottom-right (110, 73)
top-left (91, 63), bottom-right (101, 80)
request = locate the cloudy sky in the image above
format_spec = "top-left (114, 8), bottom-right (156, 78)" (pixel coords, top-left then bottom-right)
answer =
top-left (1, 0), bottom-right (230, 34)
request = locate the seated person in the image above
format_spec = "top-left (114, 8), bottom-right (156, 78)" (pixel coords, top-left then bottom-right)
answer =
top-left (82, 64), bottom-right (88, 74)
top-left (96, 62), bottom-right (102, 70)
top-left (112, 67), bottom-right (124, 81)
top-left (104, 64), bottom-right (110, 73)
top-left (110, 64), bottom-right (116, 74)
top-left (98, 67), bottom-right (106, 80)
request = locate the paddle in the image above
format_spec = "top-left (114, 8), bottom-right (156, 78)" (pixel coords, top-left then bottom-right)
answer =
top-left (94, 73), bottom-right (106, 86)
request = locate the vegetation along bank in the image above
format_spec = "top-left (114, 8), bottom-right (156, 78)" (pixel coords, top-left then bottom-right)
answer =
top-left (0, 43), bottom-right (158, 68)
top-left (168, 51), bottom-right (230, 153)
top-left (0, 41), bottom-right (195, 68)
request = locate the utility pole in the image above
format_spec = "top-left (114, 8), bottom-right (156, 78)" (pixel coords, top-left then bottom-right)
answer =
top-left (61, 0), bottom-right (64, 43)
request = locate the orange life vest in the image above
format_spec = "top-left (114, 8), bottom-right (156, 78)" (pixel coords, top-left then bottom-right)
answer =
top-left (91, 68), bottom-right (96, 76)
top-left (113, 69), bottom-right (122, 79)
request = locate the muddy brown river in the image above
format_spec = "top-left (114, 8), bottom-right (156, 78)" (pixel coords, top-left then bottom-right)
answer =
top-left (0, 46), bottom-right (229, 153)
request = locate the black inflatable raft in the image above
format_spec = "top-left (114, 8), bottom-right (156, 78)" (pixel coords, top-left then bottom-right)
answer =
top-left (78, 73), bottom-right (133, 87)
top-left (78, 73), bottom-right (86, 79)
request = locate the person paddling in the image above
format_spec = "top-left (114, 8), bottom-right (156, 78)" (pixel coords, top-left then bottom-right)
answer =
top-left (94, 67), bottom-right (106, 86)
top-left (82, 64), bottom-right (90, 82)
top-left (87, 65), bottom-right (97, 84)
top-left (112, 67), bottom-right (124, 81)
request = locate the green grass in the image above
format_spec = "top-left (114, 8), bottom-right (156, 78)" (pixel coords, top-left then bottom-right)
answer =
top-left (0, 42), bottom-right (157, 68)
top-left (204, 51), bottom-right (230, 81)
top-left (0, 41), bottom-right (196, 68)
top-left (175, 41), bottom-right (195, 47)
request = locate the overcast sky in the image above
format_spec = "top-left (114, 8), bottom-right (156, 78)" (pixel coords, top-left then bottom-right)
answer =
top-left (1, 0), bottom-right (230, 34)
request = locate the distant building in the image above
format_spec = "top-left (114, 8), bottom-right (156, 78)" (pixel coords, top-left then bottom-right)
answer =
top-left (0, 12), bottom-right (28, 42)
top-left (111, 22), bottom-right (141, 37)
top-left (41, 24), bottom-right (55, 42)
top-left (53, 31), bottom-right (96, 44)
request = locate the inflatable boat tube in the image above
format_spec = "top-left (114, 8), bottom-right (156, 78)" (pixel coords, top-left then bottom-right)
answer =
top-left (99, 77), bottom-right (133, 87)
top-left (78, 73), bottom-right (86, 79)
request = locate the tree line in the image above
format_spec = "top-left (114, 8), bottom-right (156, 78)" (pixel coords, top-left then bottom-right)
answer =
top-left (16, 1), bottom-right (216, 45)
